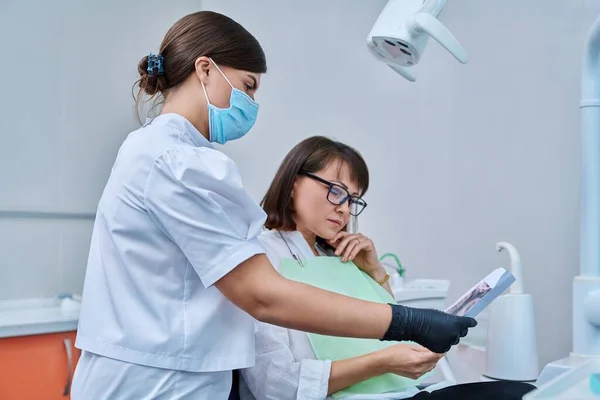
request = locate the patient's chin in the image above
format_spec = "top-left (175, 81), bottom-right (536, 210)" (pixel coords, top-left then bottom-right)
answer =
top-left (317, 226), bottom-right (340, 241)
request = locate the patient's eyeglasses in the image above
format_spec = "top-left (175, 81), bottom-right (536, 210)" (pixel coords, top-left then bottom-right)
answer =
top-left (298, 170), bottom-right (368, 216)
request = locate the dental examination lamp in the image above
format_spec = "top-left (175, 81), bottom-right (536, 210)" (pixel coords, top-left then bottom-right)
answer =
top-left (366, 0), bottom-right (467, 82)
top-left (536, 13), bottom-right (600, 386)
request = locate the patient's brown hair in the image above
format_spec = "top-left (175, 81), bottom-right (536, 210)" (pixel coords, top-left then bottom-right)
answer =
top-left (261, 136), bottom-right (369, 231)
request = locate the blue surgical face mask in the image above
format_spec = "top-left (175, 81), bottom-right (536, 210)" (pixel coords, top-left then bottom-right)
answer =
top-left (201, 59), bottom-right (259, 145)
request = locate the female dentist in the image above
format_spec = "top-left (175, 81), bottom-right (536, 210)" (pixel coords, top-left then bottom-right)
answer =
top-left (71, 10), bottom-right (476, 400)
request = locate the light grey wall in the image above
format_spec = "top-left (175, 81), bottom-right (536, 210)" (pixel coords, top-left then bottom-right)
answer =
top-left (204, 0), bottom-right (596, 368)
top-left (0, 0), bottom-right (596, 370)
top-left (0, 0), bottom-right (202, 298)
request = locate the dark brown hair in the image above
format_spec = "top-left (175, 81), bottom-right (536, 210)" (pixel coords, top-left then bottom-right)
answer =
top-left (134, 11), bottom-right (266, 117)
top-left (261, 136), bottom-right (370, 231)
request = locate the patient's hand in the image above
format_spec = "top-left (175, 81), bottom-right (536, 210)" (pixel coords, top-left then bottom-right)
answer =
top-left (378, 344), bottom-right (444, 380)
top-left (328, 232), bottom-right (382, 276)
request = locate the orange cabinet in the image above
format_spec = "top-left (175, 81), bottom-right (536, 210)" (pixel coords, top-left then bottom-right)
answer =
top-left (0, 331), bottom-right (80, 400)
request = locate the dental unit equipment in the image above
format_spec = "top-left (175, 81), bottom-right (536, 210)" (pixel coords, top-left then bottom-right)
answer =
top-left (524, 359), bottom-right (600, 399)
top-left (484, 242), bottom-right (539, 383)
top-left (366, 0), bottom-right (467, 82)
top-left (536, 13), bottom-right (600, 387)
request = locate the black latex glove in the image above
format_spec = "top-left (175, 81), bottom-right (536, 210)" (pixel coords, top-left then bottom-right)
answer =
top-left (381, 304), bottom-right (477, 353)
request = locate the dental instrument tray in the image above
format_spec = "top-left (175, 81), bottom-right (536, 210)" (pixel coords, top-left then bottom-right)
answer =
top-left (445, 267), bottom-right (515, 318)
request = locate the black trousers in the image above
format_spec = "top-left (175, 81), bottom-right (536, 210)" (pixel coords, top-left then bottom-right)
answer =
top-left (410, 381), bottom-right (536, 399)
top-left (229, 370), bottom-right (241, 400)
top-left (229, 370), bottom-right (536, 400)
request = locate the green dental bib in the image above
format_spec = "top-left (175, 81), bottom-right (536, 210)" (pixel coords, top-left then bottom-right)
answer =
top-left (279, 256), bottom-right (428, 399)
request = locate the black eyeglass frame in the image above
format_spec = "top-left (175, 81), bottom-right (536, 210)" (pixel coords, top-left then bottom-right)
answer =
top-left (298, 170), bottom-right (368, 216)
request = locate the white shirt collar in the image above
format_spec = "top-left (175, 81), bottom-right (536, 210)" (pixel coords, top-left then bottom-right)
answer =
top-left (144, 113), bottom-right (212, 148)
top-left (275, 230), bottom-right (330, 261)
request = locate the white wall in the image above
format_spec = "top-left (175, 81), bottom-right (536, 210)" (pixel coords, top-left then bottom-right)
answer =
top-left (1, 0), bottom-right (596, 370)
top-left (204, 0), bottom-right (597, 368)
top-left (0, 0), bottom-right (202, 299)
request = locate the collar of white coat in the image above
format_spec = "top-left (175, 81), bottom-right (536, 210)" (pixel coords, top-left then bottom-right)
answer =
top-left (144, 113), bottom-right (212, 148)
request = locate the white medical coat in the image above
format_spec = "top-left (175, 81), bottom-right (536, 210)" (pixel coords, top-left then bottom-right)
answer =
top-left (75, 113), bottom-right (266, 374)
top-left (239, 230), bottom-right (450, 400)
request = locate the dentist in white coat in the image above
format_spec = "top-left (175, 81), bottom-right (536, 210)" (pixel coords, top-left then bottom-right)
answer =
top-left (71, 10), bottom-right (476, 400)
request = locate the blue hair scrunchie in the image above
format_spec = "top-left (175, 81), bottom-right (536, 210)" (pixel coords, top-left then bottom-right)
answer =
top-left (147, 53), bottom-right (164, 76)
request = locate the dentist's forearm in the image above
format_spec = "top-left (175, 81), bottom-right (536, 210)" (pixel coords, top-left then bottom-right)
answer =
top-left (217, 254), bottom-right (477, 353)
top-left (216, 254), bottom-right (392, 339)
top-left (260, 277), bottom-right (392, 338)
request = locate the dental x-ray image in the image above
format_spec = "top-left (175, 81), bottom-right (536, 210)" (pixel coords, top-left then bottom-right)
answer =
top-left (445, 268), bottom-right (516, 318)
top-left (446, 281), bottom-right (492, 317)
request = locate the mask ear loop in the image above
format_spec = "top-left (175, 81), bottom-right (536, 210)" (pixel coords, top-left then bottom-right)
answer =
top-left (200, 57), bottom-right (231, 104)
top-left (200, 81), bottom-right (211, 105)
top-left (200, 81), bottom-right (214, 142)
top-left (209, 57), bottom-right (234, 88)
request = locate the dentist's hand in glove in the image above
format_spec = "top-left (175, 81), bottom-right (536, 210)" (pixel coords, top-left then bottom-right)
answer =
top-left (327, 232), bottom-right (476, 353)
top-left (381, 304), bottom-right (477, 354)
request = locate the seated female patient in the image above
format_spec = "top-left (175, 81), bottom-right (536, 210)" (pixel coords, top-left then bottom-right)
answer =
top-left (238, 136), bottom-right (536, 400)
